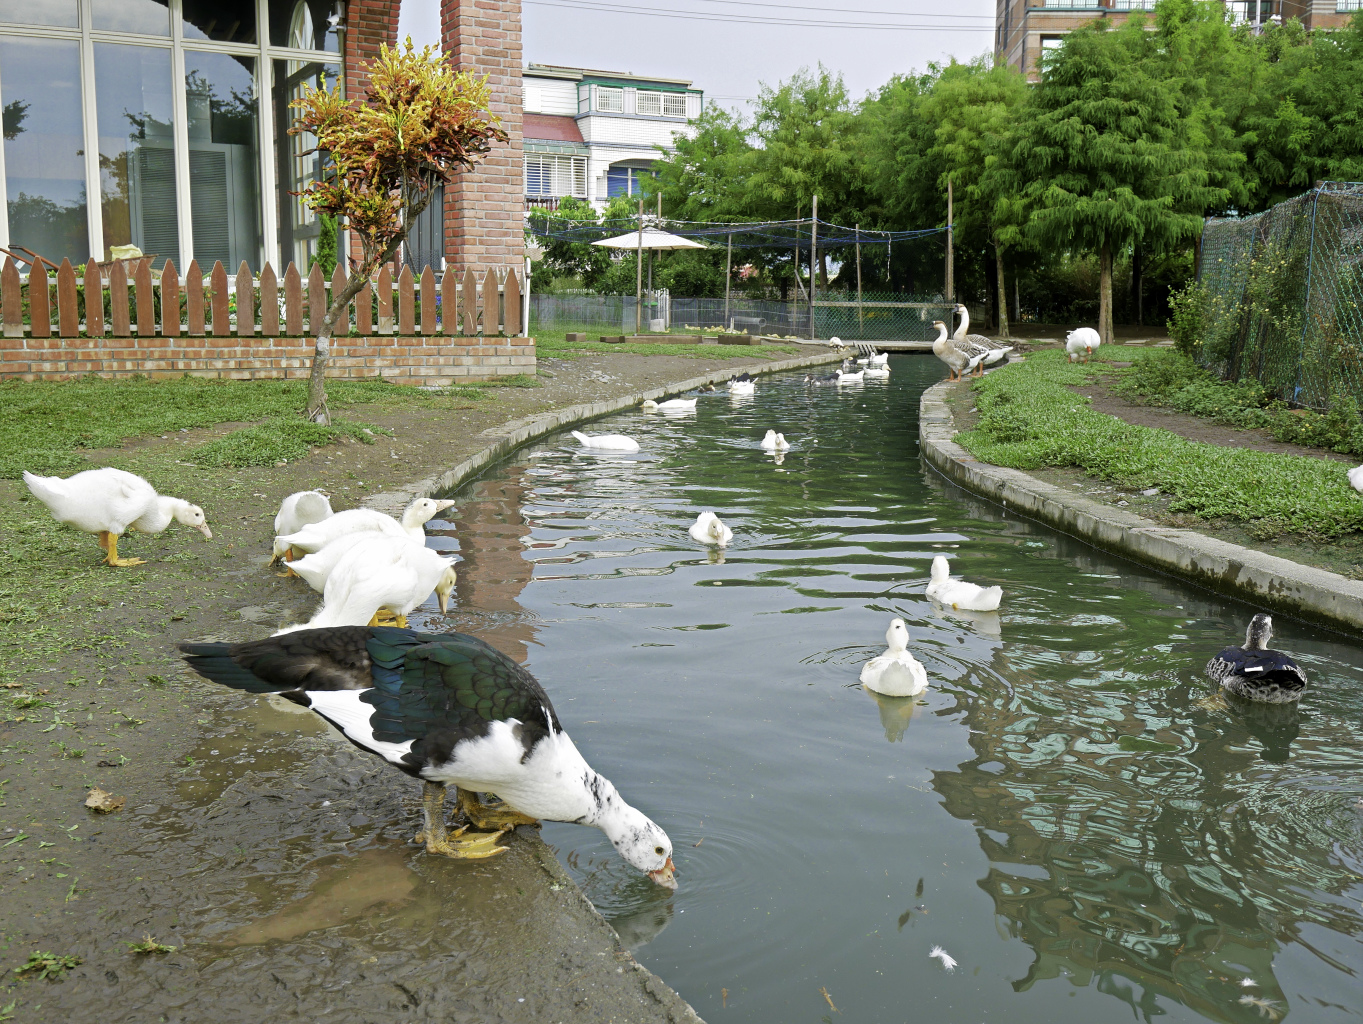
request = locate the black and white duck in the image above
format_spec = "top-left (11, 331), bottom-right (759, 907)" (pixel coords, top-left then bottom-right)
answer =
top-left (1204, 613), bottom-right (1307, 703)
top-left (180, 626), bottom-right (677, 887)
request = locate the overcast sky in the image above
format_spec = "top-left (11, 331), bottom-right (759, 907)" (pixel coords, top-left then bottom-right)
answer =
top-left (397, 0), bottom-right (997, 111)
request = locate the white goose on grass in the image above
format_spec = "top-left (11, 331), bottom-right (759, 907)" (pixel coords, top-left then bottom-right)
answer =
top-left (23, 467), bottom-right (212, 567)
top-left (859, 618), bottom-right (929, 697)
top-left (272, 497), bottom-right (454, 563)
top-left (571, 430), bottom-right (641, 452)
top-left (954, 305), bottom-right (1013, 368)
top-left (1348, 465), bottom-right (1363, 493)
top-left (688, 511), bottom-right (733, 547)
top-left (1066, 327), bottom-right (1102, 363)
top-left (760, 429), bottom-right (791, 451)
top-left (274, 490), bottom-right (334, 538)
top-left (642, 398), bottom-right (698, 413)
top-left (275, 534), bottom-right (457, 634)
top-left (925, 555), bottom-right (1002, 611)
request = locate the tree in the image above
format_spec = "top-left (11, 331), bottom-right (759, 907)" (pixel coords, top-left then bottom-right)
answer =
top-left (290, 40), bottom-right (508, 423)
top-left (1010, 15), bottom-right (1226, 344)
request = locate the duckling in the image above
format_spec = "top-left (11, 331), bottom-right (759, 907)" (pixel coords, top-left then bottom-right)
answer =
top-left (688, 511), bottom-right (733, 547)
top-left (760, 430), bottom-right (791, 451)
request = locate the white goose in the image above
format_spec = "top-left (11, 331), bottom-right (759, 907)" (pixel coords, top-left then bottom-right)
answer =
top-left (276, 534), bottom-right (457, 633)
top-left (642, 398), bottom-right (698, 413)
top-left (954, 305), bottom-right (1013, 368)
top-left (925, 555), bottom-right (1002, 611)
top-left (274, 490), bottom-right (334, 538)
top-left (571, 430), bottom-right (641, 452)
top-left (272, 497), bottom-right (454, 562)
top-left (24, 467), bottom-right (212, 567)
top-left (688, 511), bottom-right (733, 547)
top-left (1066, 327), bottom-right (1101, 363)
top-left (760, 429), bottom-right (791, 451)
top-left (1349, 465), bottom-right (1363, 493)
top-left (859, 618), bottom-right (929, 697)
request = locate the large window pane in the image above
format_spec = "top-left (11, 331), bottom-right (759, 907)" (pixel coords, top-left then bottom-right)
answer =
top-left (270, 0), bottom-right (343, 52)
top-left (94, 43), bottom-right (178, 268)
top-left (182, 0), bottom-right (256, 45)
top-left (0, 0), bottom-right (76, 28)
top-left (184, 51), bottom-right (262, 270)
top-left (92, 0), bottom-right (169, 35)
top-left (0, 37), bottom-right (87, 264)
top-left (273, 58), bottom-right (338, 270)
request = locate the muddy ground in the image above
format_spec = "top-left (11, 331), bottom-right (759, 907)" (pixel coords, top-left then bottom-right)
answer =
top-left (0, 349), bottom-right (811, 1023)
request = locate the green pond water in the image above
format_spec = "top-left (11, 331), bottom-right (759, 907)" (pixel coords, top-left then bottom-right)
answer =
top-left (433, 357), bottom-right (1363, 1024)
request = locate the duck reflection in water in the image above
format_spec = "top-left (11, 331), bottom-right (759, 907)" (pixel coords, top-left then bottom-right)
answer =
top-left (1225, 694), bottom-right (1303, 764)
top-left (863, 687), bottom-right (921, 743)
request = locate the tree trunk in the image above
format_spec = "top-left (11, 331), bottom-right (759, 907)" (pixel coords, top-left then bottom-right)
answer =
top-left (1132, 244), bottom-right (1143, 326)
top-left (995, 242), bottom-right (1010, 339)
top-left (306, 271), bottom-right (370, 424)
top-left (1098, 241), bottom-right (1113, 346)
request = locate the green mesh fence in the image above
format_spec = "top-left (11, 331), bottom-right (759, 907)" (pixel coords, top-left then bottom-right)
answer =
top-left (1198, 181), bottom-right (1363, 410)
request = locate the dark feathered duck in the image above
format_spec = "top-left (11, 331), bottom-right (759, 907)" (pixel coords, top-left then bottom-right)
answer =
top-left (1204, 613), bottom-right (1307, 703)
top-left (180, 626), bottom-right (677, 887)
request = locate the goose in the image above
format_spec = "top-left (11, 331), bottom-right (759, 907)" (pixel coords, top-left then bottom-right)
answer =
top-left (760, 429), bottom-right (791, 451)
top-left (274, 490), bottom-right (334, 538)
top-left (728, 373), bottom-right (756, 396)
top-left (24, 467), bottom-right (211, 567)
top-left (925, 555), bottom-right (1002, 611)
top-left (180, 626), bottom-right (676, 886)
top-left (272, 498), bottom-right (454, 563)
top-left (641, 398), bottom-right (697, 412)
top-left (1066, 326), bottom-right (1101, 363)
top-left (276, 534), bottom-right (457, 633)
top-left (1205, 613), bottom-right (1307, 703)
top-left (1347, 465), bottom-right (1363, 493)
top-left (571, 430), bottom-right (640, 452)
top-left (954, 305), bottom-right (1013, 368)
top-left (688, 511), bottom-right (733, 547)
top-left (930, 321), bottom-right (975, 383)
top-left (859, 618), bottom-right (929, 697)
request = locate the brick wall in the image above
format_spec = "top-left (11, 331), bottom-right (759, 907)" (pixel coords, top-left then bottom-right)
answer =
top-left (441, 0), bottom-right (526, 267)
top-left (345, 0), bottom-right (402, 98)
top-left (0, 335), bottom-right (534, 387)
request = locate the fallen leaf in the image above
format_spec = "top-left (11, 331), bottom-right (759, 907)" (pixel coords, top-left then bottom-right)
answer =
top-left (85, 787), bottom-right (125, 814)
top-left (820, 986), bottom-right (839, 1013)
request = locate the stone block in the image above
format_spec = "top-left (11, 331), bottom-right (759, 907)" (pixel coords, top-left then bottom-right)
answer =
top-left (720, 335), bottom-right (759, 346)
top-left (598, 335), bottom-right (626, 344)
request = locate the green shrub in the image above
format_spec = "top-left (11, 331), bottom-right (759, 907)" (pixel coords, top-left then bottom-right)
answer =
top-left (1166, 280), bottom-right (1208, 358)
top-left (190, 418), bottom-right (380, 468)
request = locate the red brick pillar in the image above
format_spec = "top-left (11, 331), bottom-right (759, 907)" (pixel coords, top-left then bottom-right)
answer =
top-left (441, 0), bottom-right (525, 268)
top-left (345, 0), bottom-right (401, 98)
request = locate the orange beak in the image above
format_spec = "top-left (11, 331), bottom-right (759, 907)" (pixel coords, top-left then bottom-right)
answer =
top-left (647, 856), bottom-right (677, 890)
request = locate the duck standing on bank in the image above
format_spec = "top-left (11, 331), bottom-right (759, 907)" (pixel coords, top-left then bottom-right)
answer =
top-left (180, 626), bottom-right (677, 886)
top-left (272, 497), bottom-right (454, 563)
top-left (24, 467), bottom-right (212, 567)
top-left (925, 555), bottom-right (1002, 611)
top-left (1205, 613), bottom-right (1307, 703)
top-left (860, 618), bottom-right (929, 697)
top-left (1066, 327), bottom-right (1101, 363)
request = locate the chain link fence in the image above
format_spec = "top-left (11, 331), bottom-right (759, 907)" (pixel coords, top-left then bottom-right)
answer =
top-left (1198, 181), bottom-right (1363, 410)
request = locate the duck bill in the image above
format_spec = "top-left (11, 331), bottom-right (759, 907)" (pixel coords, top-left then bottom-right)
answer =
top-left (197, 524), bottom-right (214, 540)
top-left (433, 499), bottom-right (456, 513)
top-left (646, 857), bottom-right (677, 890)
top-left (437, 587), bottom-right (451, 616)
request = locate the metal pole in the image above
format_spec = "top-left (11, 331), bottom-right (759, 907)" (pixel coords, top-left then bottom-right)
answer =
top-left (635, 197), bottom-right (643, 335)
top-left (724, 232), bottom-right (732, 330)
top-left (523, 256), bottom-right (531, 337)
top-left (855, 223), bottom-right (863, 336)
top-left (945, 177), bottom-right (954, 303)
top-left (810, 194), bottom-right (818, 340)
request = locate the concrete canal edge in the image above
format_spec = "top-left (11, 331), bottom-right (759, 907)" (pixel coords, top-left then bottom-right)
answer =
top-left (357, 349), bottom-right (838, 1023)
top-left (919, 378), bottom-right (1363, 636)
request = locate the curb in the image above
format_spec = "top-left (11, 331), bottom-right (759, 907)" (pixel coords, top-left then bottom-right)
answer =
top-left (364, 349), bottom-right (842, 512)
top-left (919, 379), bottom-right (1363, 635)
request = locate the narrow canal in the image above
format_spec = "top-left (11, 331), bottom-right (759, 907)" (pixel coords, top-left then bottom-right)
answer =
top-left (432, 356), bottom-right (1363, 1024)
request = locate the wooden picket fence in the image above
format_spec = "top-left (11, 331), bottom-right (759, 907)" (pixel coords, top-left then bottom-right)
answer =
top-left (0, 256), bottom-right (525, 339)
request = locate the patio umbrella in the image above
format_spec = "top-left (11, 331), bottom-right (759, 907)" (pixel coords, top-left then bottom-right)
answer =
top-left (594, 227), bottom-right (706, 333)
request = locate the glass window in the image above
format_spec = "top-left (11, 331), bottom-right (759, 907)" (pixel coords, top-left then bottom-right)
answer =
top-left (183, 0), bottom-right (256, 45)
top-left (184, 51), bottom-right (262, 270)
top-left (637, 91), bottom-right (661, 116)
top-left (270, 0), bottom-right (343, 52)
top-left (0, 0), bottom-right (76, 28)
top-left (94, 42), bottom-right (179, 268)
top-left (92, 0), bottom-right (170, 35)
top-left (273, 58), bottom-right (339, 270)
top-left (0, 37), bottom-right (88, 264)
top-left (663, 93), bottom-right (686, 117)
top-left (526, 156), bottom-right (548, 196)
top-left (606, 165), bottom-right (650, 198)
top-left (597, 87), bottom-right (623, 113)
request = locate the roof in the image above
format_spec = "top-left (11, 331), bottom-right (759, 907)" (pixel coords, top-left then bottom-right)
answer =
top-left (523, 113), bottom-right (583, 144)
top-left (525, 62), bottom-right (694, 89)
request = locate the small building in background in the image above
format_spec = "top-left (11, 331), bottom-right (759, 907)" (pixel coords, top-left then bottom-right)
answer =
top-left (521, 63), bottom-right (702, 212)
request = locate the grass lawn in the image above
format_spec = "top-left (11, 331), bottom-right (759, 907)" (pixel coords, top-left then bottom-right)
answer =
top-left (957, 349), bottom-right (1363, 540)
top-left (532, 324), bottom-right (802, 361)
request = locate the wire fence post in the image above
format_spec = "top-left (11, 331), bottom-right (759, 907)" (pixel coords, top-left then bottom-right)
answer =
top-left (724, 232), bottom-right (732, 330)
top-left (1293, 185), bottom-right (1323, 404)
top-left (855, 222), bottom-right (863, 336)
top-left (810, 194), bottom-right (818, 340)
top-left (945, 177), bottom-right (954, 303)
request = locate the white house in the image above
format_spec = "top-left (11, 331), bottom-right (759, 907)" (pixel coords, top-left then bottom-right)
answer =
top-left (522, 63), bottom-right (702, 211)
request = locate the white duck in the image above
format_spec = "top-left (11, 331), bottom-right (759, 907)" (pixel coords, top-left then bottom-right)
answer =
top-left (729, 373), bottom-right (756, 395)
top-left (925, 555), bottom-right (1002, 611)
top-left (688, 511), bottom-right (733, 547)
top-left (276, 534), bottom-right (457, 633)
top-left (274, 490), bottom-right (333, 538)
top-left (571, 431), bottom-right (641, 452)
top-left (272, 497), bottom-right (454, 562)
top-left (1350, 465), bottom-right (1363, 493)
top-left (760, 429), bottom-right (791, 451)
top-left (864, 362), bottom-right (890, 378)
top-left (24, 467), bottom-right (212, 567)
top-left (642, 398), bottom-right (697, 412)
top-left (859, 618), bottom-right (929, 697)
top-left (954, 305), bottom-right (1013, 367)
top-left (835, 361), bottom-right (864, 383)
top-left (867, 352), bottom-right (889, 367)
top-left (1066, 327), bottom-right (1101, 363)
top-left (287, 531), bottom-right (425, 594)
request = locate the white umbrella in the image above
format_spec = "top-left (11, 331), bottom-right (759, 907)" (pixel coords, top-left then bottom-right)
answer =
top-left (594, 227), bottom-right (706, 333)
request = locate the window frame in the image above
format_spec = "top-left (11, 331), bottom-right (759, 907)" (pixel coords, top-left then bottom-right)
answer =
top-left (595, 85), bottom-right (623, 113)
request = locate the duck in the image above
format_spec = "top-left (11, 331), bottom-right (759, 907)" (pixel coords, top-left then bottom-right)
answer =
top-left (1205, 613), bottom-right (1307, 703)
top-left (804, 371), bottom-right (838, 386)
top-left (274, 490), bottom-right (334, 538)
top-left (1066, 326), bottom-right (1101, 363)
top-left (1347, 465), bottom-right (1363, 493)
top-left (925, 555), bottom-right (1002, 611)
top-left (859, 618), bottom-right (929, 697)
top-left (954, 305), bottom-right (1013, 368)
top-left (835, 363), bottom-right (864, 384)
top-left (23, 467), bottom-right (212, 567)
top-left (272, 497), bottom-right (454, 563)
top-left (276, 534), bottom-right (457, 633)
top-left (571, 430), bottom-right (641, 452)
top-left (728, 373), bottom-right (756, 396)
top-left (641, 397), bottom-right (698, 413)
top-left (688, 511), bottom-right (733, 547)
top-left (864, 362), bottom-right (890, 378)
top-left (759, 429), bottom-right (791, 451)
top-left (180, 626), bottom-right (676, 885)
top-left (867, 351), bottom-right (889, 367)
top-left (286, 531), bottom-right (424, 594)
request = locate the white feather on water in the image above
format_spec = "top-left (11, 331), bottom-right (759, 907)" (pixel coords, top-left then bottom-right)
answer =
top-left (928, 945), bottom-right (958, 971)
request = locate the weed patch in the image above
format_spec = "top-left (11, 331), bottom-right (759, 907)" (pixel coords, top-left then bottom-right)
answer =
top-left (189, 418), bottom-right (382, 468)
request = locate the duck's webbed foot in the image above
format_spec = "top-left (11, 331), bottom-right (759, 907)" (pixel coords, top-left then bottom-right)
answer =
top-left (414, 782), bottom-right (510, 858)
top-left (368, 608), bottom-right (407, 628)
top-left (458, 788), bottom-right (540, 830)
top-left (101, 532), bottom-right (146, 567)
